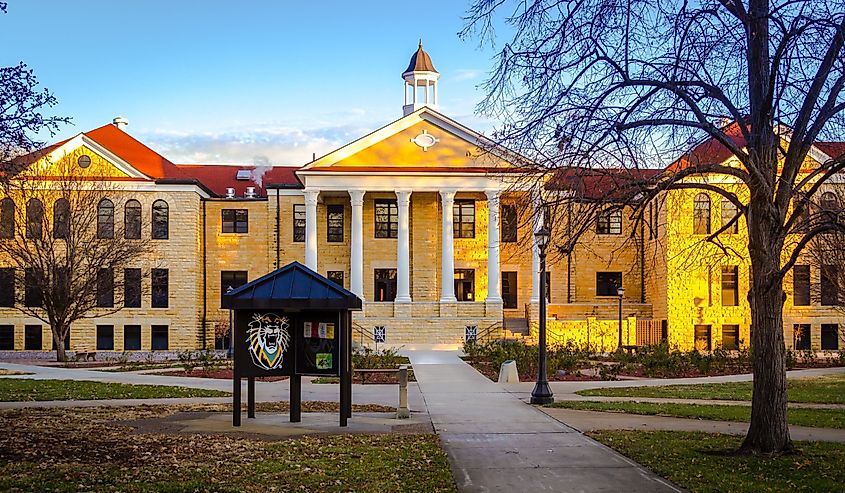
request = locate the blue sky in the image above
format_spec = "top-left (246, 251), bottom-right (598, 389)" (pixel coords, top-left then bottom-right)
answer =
top-left (2, 1), bottom-right (506, 165)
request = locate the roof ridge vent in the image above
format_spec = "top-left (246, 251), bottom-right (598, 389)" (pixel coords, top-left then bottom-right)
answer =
top-left (245, 187), bottom-right (257, 198)
top-left (225, 187), bottom-right (236, 198)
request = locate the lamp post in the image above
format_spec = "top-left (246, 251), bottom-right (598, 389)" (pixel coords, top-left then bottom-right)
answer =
top-left (226, 285), bottom-right (234, 359)
top-left (617, 285), bottom-right (625, 350)
top-left (530, 226), bottom-right (554, 405)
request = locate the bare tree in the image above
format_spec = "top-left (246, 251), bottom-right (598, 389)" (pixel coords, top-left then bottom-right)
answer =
top-left (1, 158), bottom-right (152, 361)
top-left (463, 0), bottom-right (845, 454)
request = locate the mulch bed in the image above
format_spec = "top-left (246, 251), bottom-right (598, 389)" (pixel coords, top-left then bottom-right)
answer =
top-left (158, 368), bottom-right (288, 382)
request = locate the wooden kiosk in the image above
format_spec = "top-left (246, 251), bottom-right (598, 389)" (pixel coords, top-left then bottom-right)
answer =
top-left (221, 261), bottom-right (362, 427)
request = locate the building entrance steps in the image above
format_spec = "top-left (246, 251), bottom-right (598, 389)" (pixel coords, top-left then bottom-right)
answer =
top-left (405, 349), bottom-right (681, 492)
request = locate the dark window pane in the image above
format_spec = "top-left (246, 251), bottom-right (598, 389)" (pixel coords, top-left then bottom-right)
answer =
top-left (220, 270), bottom-right (248, 306)
top-left (793, 265), bottom-right (811, 306)
top-left (721, 199), bottom-right (739, 233)
top-left (693, 194), bottom-right (711, 234)
top-left (52, 329), bottom-right (69, 351)
top-left (26, 198), bottom-right (43, 239)
top-left (97, 268), bottom-right (114, 308)
top-left (794, 324), bottom-right (811, 350)
top-left (694, 325), bottom-right (711, 351)
top-left (821, 324), bottom-right (839, 350)
top-left (821, 265), bottom-right (839, 306)
top-left (0, 325), bottom-right (14, 350)
top-left (52, 267), bottom-right (69, 308)
top-left (597, 209), bottom-right (622, 235)
top-left (327, 271), bottom-right (344, 287)
top-left (0, 198), bottom-right (14, 239)
top-left (222, 209), bottom-right (248, 234)
top-left (151, 325), bottom-right (169, 350)
top-left (293, 204), bottom-right (306, 242)
top-left (124, 200), bottom-right (142, 239)
top-left (721, 266), bottom-right (739, 306)
top-left (124, 269), bottom-right (141, 308)
top-left (374, 200), bottom-right (398, 238)
top-left (327, 205), bottom-right (344, 242)
top-left (124, 325), bottom-right (141, 350)
top-left (454, 269), bottom-right (475, 301)
top-left (53, 198), bottom-right (70, 239)
top-left (151, 269), bottom-right (168, 308)
top-left (453, 200), bottom-right (475, 239)
top-left (24, 325), bottom-right (42, 350)
top-left (374, 269), bottom-right (397, 301)
top-left (596, 272), bottom-right (622, 296)
top-left (722, 325), bottom-right (739, 350)
top-left (502, 271), bottom-right (518, 309)
top-left (152, 200), bottom-right (169, 239)
top-left (97, 199), bottom-right (114, 239)
top-left (0, 268), bottom-right (14, 307)
top-left (24, 268), bottom-right (42, 307)
top-left (96, 325), bottom-right (114, 350)
top-left (501, 205), bottom-right (517, 243)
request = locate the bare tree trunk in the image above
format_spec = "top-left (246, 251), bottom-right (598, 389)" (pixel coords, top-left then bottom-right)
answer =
top-left (741, 199), bottom-right (794, 455)
top-left (52, 323), bottom-right (67, 363)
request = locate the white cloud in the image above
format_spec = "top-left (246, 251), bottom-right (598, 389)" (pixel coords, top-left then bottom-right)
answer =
top-left (452, 69), bottom-right (483, 82)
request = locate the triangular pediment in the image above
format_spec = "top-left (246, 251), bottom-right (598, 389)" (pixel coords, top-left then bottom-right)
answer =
top-left (300, 108), bottom-right (527, 173)
top-left (33, 133), bottom-right (152, 180)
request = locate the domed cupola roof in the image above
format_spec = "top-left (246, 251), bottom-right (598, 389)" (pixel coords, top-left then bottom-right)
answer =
top-left (404, 40), bottom-right (438, 75)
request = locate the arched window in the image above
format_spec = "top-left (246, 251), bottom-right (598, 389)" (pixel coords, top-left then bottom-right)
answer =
top-left (124, 200), bottom-right (141, 239)
top-left (0, 198), bottom-right (14, 239)
top-left (152, 200), bottom-right (168, 239)
top-left (26, 198), bottom-right (44, 239)
top-left (693, 193), bottom-right (711, 235)
top-left (53, 198), bottom-right (70, 239)
top-left (97, 199), bottom-right (114, 239)
top-left (721, 198), bottom-right (739, 234)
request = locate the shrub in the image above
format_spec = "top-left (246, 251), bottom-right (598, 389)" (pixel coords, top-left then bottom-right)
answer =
top-left (353, 346), bottom-right (406, 369)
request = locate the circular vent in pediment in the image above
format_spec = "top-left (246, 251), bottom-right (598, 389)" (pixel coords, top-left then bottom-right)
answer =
top-left (77, 155), bottom-right (92, 168)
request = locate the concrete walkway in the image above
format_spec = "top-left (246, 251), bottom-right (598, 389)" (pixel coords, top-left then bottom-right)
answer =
top-left (407, 350), bottom-right (680, 493)
top-left (543, 407), bottom-right (845, 443)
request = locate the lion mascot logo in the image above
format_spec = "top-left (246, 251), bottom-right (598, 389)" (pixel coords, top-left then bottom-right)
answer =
top-left (246, 313), bottom-right (291, 370)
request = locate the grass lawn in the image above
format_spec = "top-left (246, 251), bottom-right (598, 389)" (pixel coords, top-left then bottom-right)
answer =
top-left (0, 378), bottom-right (228, 401)
top-left (591, 430), bottom-right (845, 492)
top-left (549, 401), bottom-right (845, 429)
top-left (578, 373), bottom-right (845, 404)
top-left (0, 405), bottom-right (456, 492)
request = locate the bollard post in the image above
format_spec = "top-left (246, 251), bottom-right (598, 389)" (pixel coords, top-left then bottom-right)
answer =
top-left (397, 365), bottom-right (410, 419)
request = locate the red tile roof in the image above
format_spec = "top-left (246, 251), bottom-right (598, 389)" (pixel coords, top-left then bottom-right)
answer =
top-left (548, 168), bottom-right (662, 200)
top-left (84, 124), bottom-right (184, 179)
top-left (816, 142), bottom-right (845, 160)
top-left (175, 164), bottom-right (300, 197)
top-left (668, 122), bottom-right (748, 172)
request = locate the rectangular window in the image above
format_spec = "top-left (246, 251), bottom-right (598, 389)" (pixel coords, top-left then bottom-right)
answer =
top-left (124, 268), bottom-right (141, 308)
top-left (821, 265), bottom-right (839, 306)
top-left (694, 325), bottom-right (712, 351)
top-left (501, 204), bottom-right (517, 243)
top-left (327, 204), bottom-right (344, 242)
top-left (52, 330), bottom-right (69, 351)
top-left (327, 271), bottom-right (344, 287)
top-left (24, 268), bottom-right (42, 307)
top-left (721, 266), bottom-right (739, 306)
top-left (596, 272), bottom-right (622, 296)
top-left (97, 268), bottom-right (114, 308)
top-left (151, 269), bottom-right (168, 308)
top-left (502, 271), bottom-right (518, 309)
top-left (222, 209), bottom-right (248, 233)
top-left (597, 209), bottom-right (622, 235)
top-left (151, 325), bottom-right (169, 350)
top-left (124, 325), bottom-right (141, 351)
top-left (454, 269), bottom-right (475, 301)
top-left (24, 325), bottom-right (42, 350)
top-left (0, 325), bottom-right (13, 350)
top-left (794, 324), bottom-right (811, 350)
top-left (821, 324), bottom-right (839, 350)
top-left (293, 204), bottom-right (306, 242)
top-left (722, 324), bottom-right (739, 350)
top-left (0, 267), bottom-right (14, 307)
top-left (453, 200), bottom-right (475, 238)
top-left (374, 269), bottom-right (397, 302)
top-left (374, 200), bottom-right (398, 238)
top-left (220, 270), bottom-right (248, 306)
top-left (96, 325), bottom-right (114, 351)
top-left (793, 265), bottom-right (811, 306)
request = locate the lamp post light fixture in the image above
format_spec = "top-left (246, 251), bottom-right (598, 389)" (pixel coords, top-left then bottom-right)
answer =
top-left (530, 226), bottom-right (554, 405)
top-left (617, 285), bottom-right (625, 350)
top-left (226, 285), bottom-right (235, 359)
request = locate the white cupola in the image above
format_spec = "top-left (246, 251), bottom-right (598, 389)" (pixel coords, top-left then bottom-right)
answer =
top-left (402, 40), bottom-right (440, 116)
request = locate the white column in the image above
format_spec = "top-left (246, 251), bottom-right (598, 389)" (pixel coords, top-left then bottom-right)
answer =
top-left (349, 190), bottom-right (365, 299)
top-left (486, 190), bottom-right (502, 303)
top-left (433, 82), bottom-right (438, 105)
top-left (304, 188), bottom-right (319, 271)
top-left (440, 190), bottom-right (457, 302)
top-left (404, 82), bottom-right (408, 106)
top-left (530, 189), bottom-right (543, 303)
top-left (395, 190), bottom-right (412, 303)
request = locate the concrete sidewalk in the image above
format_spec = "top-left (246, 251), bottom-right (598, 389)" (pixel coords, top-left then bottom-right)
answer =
top-left (407, 350), bottom-right (680, 493)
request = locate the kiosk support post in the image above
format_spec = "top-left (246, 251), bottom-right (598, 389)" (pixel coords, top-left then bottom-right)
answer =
top-left (290, 375), bottom-right (302, 422)
top-left (233, 375), bottom-right (241, 427)
top-left (247, 377), bottom-right (255, 418)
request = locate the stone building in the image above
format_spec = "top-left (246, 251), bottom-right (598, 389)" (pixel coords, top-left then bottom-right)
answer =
top-left (0, 44), bottom-right (842, 355)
